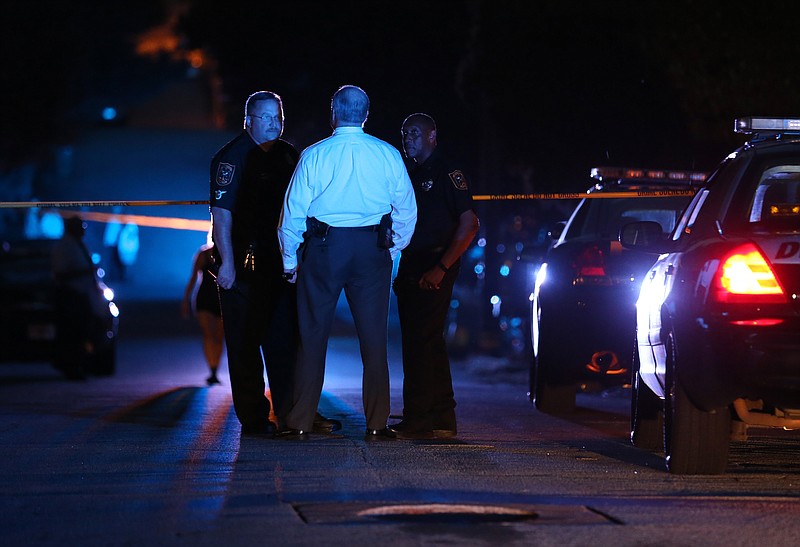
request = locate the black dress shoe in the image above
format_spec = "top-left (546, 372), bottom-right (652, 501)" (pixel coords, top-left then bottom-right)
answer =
top-left (313, 413), bottom-right (342, 433)
top-left (389, 419), bottom-right (410, 431)
top-left (274, 428), bottom-right (308, 439)
top-left (365, 427), bottom-right (397, 439)
top-left (392, 428), bottom-right (435, 440)
top-left (389, 420), bottom-right (435, 439)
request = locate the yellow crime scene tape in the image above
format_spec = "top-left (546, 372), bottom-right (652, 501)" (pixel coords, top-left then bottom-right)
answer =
top-left (471, 189), bottom-right (697, 201)
top-left (0, 190), bottom-right (698, 232)
top-left (0, 200), bottom-right (208, 208)
top-left (0, 189), bottom-right (697, 209)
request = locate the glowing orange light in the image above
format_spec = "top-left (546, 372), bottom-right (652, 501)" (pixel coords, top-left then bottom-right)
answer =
top-left (67, 211), bottom-right (210, 232)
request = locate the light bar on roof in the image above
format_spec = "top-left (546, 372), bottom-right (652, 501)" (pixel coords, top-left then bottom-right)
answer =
top-left (735, 117), bottom-right (800, 134)
top-left (591, 166), bottom-right (707, 184)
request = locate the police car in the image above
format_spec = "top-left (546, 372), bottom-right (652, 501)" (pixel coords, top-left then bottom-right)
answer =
top-left (625, 117), bottom-right (800, 474)
top-left (531, 167), bottom-right (702, 413)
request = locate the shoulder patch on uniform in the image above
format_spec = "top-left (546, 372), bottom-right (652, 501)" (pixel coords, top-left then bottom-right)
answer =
top-left (449, 169), bottom-right (469, 190)
top-left (216, 163), bottom-right (236, 186)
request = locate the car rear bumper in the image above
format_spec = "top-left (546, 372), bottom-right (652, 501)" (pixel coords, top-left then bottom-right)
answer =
top-left (682, 318), bottom-right (800, 409)
top-left (538, 285), bottom-right (638, 383)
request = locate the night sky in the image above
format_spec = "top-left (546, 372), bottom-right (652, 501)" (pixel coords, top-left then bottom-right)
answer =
top-left (4, 0), bottom-right (800, 193)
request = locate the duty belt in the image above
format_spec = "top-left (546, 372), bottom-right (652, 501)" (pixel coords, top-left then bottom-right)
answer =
top-left (330, 225), bottom-right (379, 232)
top-left (307, 216), bottom-right (378, 238)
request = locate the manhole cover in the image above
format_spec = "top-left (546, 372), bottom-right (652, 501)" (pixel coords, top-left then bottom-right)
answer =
top-left (294, 502), bottom-right (614, 525)
top-left (357, 504), bottom-right (538, 523)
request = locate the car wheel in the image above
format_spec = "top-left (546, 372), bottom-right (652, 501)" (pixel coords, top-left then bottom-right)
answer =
top-left (532, 340), bottom-right (576, 414)
top-left (630, 343), bottom-right (663, 451)
top-left (89, 341), bottom-right (116, 376)
top-left (663, 328), bottom-right (730, 475)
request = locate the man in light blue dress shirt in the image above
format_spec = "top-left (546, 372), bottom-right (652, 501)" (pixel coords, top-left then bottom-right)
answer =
top-left (277, 85), bottom-right (417, 438)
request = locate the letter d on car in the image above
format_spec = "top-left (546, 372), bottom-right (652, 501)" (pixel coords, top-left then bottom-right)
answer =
top-left (776, 241), bottom-right (800, 260)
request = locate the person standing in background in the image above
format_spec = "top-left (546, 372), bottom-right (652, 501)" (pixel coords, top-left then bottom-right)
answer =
top-left (51, 216), bottom-right (100, 380)
top-left (182, 242), bottom-right (224, 386)
top-left (391, 113), bottom-right (479, 439)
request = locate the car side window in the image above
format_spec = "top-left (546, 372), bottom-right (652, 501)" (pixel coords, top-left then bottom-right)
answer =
top-left (561, 198), bottom-right (590, 241)
top-left (749, 166), bottom-right (800, 231)
top-left (672, 188), bottom-right (709, 240)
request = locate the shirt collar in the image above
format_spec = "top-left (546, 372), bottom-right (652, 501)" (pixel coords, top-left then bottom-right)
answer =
top-left (413, 146), bottom-right (440, 171)
top-left (333, 126), bottom-right (365, 135)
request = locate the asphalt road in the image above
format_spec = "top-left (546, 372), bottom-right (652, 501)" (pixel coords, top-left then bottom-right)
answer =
top-left (3, 301), bottom-right (800, 546)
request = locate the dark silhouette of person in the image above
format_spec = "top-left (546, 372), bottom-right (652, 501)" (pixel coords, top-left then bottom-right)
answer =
top-left (182, 242), bottom-right (224, 386)
top-left (51, 216), bottom-right (99, 380)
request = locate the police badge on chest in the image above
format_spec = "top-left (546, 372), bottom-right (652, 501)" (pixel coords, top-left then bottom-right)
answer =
top-left (420, 179), bottom-right (433, 191)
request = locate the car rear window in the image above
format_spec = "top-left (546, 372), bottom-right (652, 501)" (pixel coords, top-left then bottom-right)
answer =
top-left (567, 196), bottom-right (689, 240)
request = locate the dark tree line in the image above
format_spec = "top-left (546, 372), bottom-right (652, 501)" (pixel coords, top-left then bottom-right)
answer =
top-left (5, 0), bottom-right (799, 194)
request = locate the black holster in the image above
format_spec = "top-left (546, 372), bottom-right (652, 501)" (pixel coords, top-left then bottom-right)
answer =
top-left (378, 212), bottom-right (394, 250)
top-left (307, 217), bottom-right (331, 238)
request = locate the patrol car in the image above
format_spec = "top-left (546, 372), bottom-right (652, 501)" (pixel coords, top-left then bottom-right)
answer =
top-left (625, 117), bottom-right (800, 474)
top-left (531, 167), bottom-right (702, 413)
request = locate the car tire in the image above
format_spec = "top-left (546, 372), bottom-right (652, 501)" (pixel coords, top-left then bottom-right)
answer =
top-left (532, 345), bottom-right (576, 414)
top-left (534, 379), bottom-right (575, 414)
top-left (89, 341), bottom-right (116, 376)
top-left (531, 294), bottom-right (576, 414)
top-left (663, 329), bottom-right (730, 475)
top-left (630, 344), bottom-right (663, 451)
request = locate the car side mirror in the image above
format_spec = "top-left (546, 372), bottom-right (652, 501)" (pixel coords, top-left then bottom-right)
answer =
top-left (619, 221), bottom-right (667, 252)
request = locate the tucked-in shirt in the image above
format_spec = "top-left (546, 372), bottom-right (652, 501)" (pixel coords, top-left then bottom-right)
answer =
top-left (278, 126), bottom-right (417, 269)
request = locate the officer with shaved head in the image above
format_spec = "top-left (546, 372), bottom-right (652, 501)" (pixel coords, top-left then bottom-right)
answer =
top-left (391, 112), bottom-right (480, 439)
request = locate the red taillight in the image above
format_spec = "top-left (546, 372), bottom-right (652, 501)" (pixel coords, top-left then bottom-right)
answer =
top-left (712, 243), bottom-right (787, 304)
top-left (730, 318), bottom-right (784, 326)
top-left (574, 245), bottom-right (606, 277)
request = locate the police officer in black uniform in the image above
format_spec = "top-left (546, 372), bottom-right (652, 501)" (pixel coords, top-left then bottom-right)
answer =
top-left (391, 113), bottom-right (480, 439)
top-left (210, 90), bottom-right (338, 436)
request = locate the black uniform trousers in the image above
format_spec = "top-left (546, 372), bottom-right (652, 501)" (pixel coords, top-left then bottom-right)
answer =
top-left (218, 274), bottom-right (296, 429)
top-left (286, 227), bottom-right (393, 431)
top-left (392, 265), bottom-right (458, 431)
